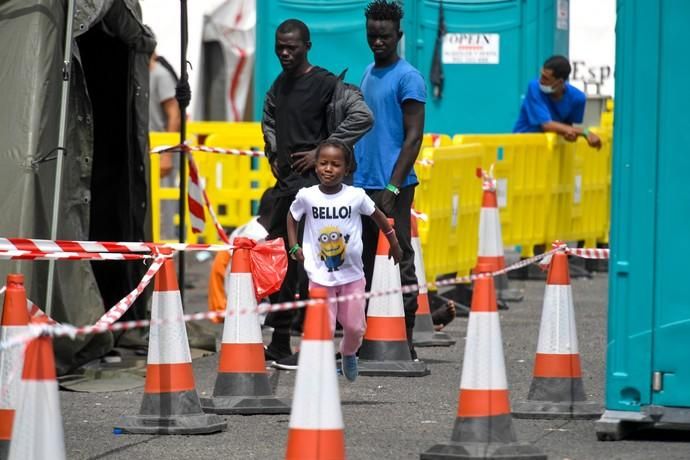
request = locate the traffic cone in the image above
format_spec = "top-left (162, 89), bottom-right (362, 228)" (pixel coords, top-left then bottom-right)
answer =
top-left (8, 334), bottom-right (65, 460)
top-left (410, 213), bottom-right (455, 347)
top-left (358, 219), bottom-right (429, 377)
top-left (201, 238), bottom-right (290, 414)
top-left (115, 259), bottom-right (226, 434)
top-left (474, 172), bottom-right (523, 302)
top-left (513, 251), bottom-right (601, 419)
top-left (0, 274), bottom-right (31, 458)
top-left (285, 288), bottom-right (345, 460)
top-left (421, 277), bottom-right (546, 460)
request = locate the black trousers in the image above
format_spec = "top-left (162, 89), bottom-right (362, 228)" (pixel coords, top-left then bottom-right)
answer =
top-left (362, 185), bottom-right (418, 329)
top-left (263, 192), bottom-right (308, 341)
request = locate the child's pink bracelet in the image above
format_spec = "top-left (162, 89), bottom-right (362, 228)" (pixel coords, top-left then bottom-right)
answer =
top-left (384, 228), bottom-right (395, 236)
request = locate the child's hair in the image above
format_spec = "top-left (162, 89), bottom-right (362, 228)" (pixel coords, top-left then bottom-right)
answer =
top-left (315, 140), bottom-right (357, 174)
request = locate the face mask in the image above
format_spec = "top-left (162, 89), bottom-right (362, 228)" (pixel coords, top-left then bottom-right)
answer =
top-left (539, 83), bottom-right (555, 94)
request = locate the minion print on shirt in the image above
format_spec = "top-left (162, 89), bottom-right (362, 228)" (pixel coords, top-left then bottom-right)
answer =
top-left (318, 226), bottom-right (350, 272)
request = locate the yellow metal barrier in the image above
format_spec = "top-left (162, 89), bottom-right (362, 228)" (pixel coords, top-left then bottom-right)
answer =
top-left (197, 132), bottom-right (275, 243)
top-left (421, 133), bottom-right (452, 148)
top-left (186, 121), bottom-right (263, 147)
top-left (550, 130), bottom-right (611, 247)
top-left (414, 144), bottom-right (484, 283)
top-left (149, 132), bottom-right (197, 243)
top-left (453, 133), bottom-right (560, 256)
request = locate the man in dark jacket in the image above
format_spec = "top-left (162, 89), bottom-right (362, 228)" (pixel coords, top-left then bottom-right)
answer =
top-left (262, 19), bottom-right (373, 368)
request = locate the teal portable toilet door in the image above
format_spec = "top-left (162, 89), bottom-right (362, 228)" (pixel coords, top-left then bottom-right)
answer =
top-left (648, 0), bottom-right (690, 411)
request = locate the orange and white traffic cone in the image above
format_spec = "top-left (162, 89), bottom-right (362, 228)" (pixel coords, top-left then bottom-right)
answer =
top-left (411, 212), bottom-right (455, 347)
top-left (8, 334), bottom-right (65, 460)
top-left (358, 219), bottom-right (429, 377)
top-left (202, 238), bottom-right (290, 414)
top-left (421, 277), bottom-right (545, 460)
top-left (0, 274), bottom-right (31, 458)
top-left (474, 171), bottom-right (523, 303)
top-left (513, 251), bottom-right (601, 419)
top-left (116, 259), bottom-right (226, 434)
top-left (285, 288), bottom-right (345, 460)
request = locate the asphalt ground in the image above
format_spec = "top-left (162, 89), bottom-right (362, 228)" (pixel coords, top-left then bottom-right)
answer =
top-left (58, 256), bottom-right (690, 459)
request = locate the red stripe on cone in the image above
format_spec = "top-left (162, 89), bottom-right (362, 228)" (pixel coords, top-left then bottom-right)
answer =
top-left (22, 336), bottom-right (56, 381)
top-left (303, 288), bottom-right (332, 341)
top-left (470, 277), bottom-right (498, 313)
top-left (154, 259), bottom-right (180, 292)
top-left (218, 344), bottom-right (267, 373)
top-left (533, 353), bottom-right (582, 378)
top-left (1, 274), bottom-right (30, 326)
top-left (230, 242), bottom-right (251, 274)
top-left (547, 252), bottom-right (571, 285)
top-left (474, 255), bottom-right (505, 274)
top-left (482, 189), bottom-right (498, 208)
top-left (417, 292), bottom-right (431, 315)
top-left (0, 409), bottom-right (13, 440)
top-left (363, 317), bottom-right (407, 341)
top-left (458, 389), bottom-right (511, 417)
top-left (285, 429), bottom-right (345, 460)
top-left (144, 363), bottom-right (196, 393)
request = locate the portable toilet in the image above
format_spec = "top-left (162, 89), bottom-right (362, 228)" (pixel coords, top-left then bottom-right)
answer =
top-left (595, 0), bottom-right (690, 441)
top-left (254, 0), bottom-right (568, 134)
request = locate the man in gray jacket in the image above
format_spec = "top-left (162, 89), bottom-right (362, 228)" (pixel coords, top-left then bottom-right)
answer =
top-left (262, 18), bottom-right (373, 368)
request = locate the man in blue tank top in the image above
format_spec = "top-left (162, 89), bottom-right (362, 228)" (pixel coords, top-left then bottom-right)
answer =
top-left (355, 0), bottom-right (426, 358)
top-left (514, 55), bottom-right (601, 149)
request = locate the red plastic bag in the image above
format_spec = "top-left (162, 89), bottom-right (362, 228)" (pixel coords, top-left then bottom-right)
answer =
top-left (234, 237), bottom-right (287, 301)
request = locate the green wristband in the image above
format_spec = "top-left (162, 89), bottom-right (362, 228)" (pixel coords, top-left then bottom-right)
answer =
top-left (582, 128), bottom-right (591, 138)
top-left (385, 183), bottom-right (400, 195)
top-left (289, 244), bottom-right (300, 255)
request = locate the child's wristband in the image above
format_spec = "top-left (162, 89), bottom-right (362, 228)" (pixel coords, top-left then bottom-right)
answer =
top-left (384, 228), bottom-right (395, 237)
top-left (582, 128), bottom-right (591, 138)
top-left (288, 244), bottom-right (301, 255)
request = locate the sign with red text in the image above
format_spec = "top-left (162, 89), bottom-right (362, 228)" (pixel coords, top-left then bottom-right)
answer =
top-left (442, 33), bottom-right (500, 64)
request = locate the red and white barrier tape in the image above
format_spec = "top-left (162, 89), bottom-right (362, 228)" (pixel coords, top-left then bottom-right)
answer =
top-left (91, 256), bottom-right (167, 330)
top-left (187, 154), bottom-right (231, 243)
top-left (153, 143), bottom-right (265, 158)
top-left (0, 250), bottom-right (157, 261)
top-left (0, 237), bottom-right (233, 254)
top-left (566, 247), bottom-right (610, 259)
top-left (477, 165), bottom-right (497, 192)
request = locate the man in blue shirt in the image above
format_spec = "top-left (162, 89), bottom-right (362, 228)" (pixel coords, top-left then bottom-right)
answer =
top-left (514, 55), bottom-right (601, 149)
top-left (355, 0), bottom-right (426, 358)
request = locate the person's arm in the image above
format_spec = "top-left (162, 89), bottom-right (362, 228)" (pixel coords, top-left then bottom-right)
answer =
top-left (369, 208), bottom-right (402, 263)
top-left (326, 83), bottom-right (374, 147)
top-left (542, 121), bottom-right (602, 149)
top-left (261, 83), bottom-right (280, 178)
top-left (286, 212), bottom-right (303, 262)
top-left (378, 99), bottom-right (425, 215)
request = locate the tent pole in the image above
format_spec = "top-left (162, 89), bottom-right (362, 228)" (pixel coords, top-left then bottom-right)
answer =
top-left (178, 0), bottom-right (189, 302)
top-left (45, 0), bottom-right (77, 317)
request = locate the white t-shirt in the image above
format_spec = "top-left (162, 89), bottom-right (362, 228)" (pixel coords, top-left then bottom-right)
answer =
top-left (290, 184), bottom-right (376, 287)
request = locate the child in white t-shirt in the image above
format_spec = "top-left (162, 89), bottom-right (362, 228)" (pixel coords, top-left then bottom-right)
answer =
top-left (287, 140), bottom-right (402, 382)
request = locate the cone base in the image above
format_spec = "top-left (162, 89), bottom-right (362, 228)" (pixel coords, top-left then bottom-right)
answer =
top-left (512, 400), bottom-right (602, 420)
top-left (0, 440), bottom-right (8, 459)
top-left (497, 288), bottom-right (524, 302)
top-left (200, 395), bottom-right (290, 415)
top-left (413, 315), bottom-right (456, 347)
top-left (211, 372), bottom-right (275, 398)
top-left (358, 359), bottom-right (430, 377)
top-left (420, 442), bottom-right (546, 460)
top-left (414, 330), bottom-right (456, 347)
top-left (359, 339), bottom-right (412, 361)
top-left (115, 412), bottom-right (226, 435)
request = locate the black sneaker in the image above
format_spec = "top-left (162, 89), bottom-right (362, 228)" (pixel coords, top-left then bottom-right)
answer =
top-left (272, 352), bottom-right (299, 370)
top-left (264, 346), bottom-right (291, 365)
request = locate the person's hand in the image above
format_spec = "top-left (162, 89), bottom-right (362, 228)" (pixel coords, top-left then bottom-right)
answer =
top-left (562, 127), bottom-right (578, 142)
top-left (374, 189), bottom-right (396, 216)
top-left (290, 248), bottom-right (305, 263)
top-left (388, 240), bottom-right (402, 264)
top-left (269, 158), bottom-right (280, 180)
top-left (291, 149), bottom-right (316, 174)
top-left (586, 131), bottom-right (602, 150)
top-left (159, 152), bottom-right (173, 178)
